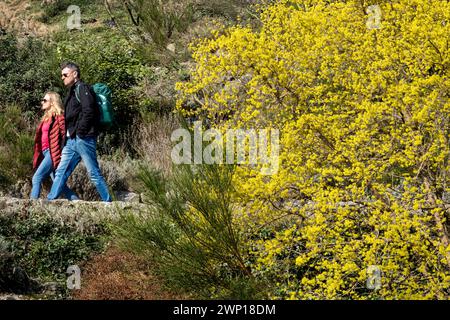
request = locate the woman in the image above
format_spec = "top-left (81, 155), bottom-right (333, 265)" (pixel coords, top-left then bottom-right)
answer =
top-left (30, 92), bottom-right (78, 200)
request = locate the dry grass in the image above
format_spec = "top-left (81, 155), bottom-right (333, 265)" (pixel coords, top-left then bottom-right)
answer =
top-left (71, 245), bottom-right (189, 300)
top-left (66, 158), bottom-right (132, 201)
top-left (132, 113), bottom-right (181, 177)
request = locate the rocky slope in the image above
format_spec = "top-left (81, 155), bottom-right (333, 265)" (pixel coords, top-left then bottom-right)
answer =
top-left (0, 0), bottom-right (57, 36)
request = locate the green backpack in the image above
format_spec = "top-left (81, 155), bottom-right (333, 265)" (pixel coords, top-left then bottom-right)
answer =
top-left (75, 83), bottom-right (114, 128)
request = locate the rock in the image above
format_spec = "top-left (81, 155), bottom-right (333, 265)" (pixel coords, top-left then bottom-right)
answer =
top-left (103, 19), bottom-right (116, 28)
top-left (166, 43), bottom-right (176, 53)
top-left (140, 192), bottom-right (153, 204)
top-left (0, 294), bottom-right (22, 300)
top-left (0, 196), bottom-right (148, 224)
top-left (114, 191), bottom-right (140, 203)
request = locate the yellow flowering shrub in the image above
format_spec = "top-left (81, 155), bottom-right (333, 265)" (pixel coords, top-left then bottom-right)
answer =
top-left (176, 0), bottom-right (450, 299)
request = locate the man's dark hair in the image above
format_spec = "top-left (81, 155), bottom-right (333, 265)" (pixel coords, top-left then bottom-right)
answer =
top-left (61, 62), bottom-right (81, 79)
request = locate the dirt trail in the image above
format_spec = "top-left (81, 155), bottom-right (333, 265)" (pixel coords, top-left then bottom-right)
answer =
top-left (0, 0), bottom-right (58, 36)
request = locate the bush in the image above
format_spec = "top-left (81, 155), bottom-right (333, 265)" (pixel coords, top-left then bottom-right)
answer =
top-left (0, 105), bottom-right (35, 190)
top-left (0, 206), bottom-right (108, 294)
top-left (176, 0), bottom-right (450, 299)
top-left (0, 235), bottom-right (38, 294)
top-left (115, 161), bottom-right (268, 299)
top-left (66, 157), bottom-right (132, 201)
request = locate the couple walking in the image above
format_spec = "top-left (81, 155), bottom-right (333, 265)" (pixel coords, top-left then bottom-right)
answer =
top-left (30, 62), bottom-right (111, 202)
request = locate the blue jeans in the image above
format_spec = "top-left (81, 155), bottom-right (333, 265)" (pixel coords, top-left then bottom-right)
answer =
top-left (47, 136), bottom-right (111, 202)
top-left (30, 149), bottom-right (79, 200)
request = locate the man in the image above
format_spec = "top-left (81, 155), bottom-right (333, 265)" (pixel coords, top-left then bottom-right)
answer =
top-left (47, 62), bottom-right (111, 202)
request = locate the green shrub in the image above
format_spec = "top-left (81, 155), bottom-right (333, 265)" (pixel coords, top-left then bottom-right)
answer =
top-left (38, 0), bottom-right (97, 23)
top-left (0, 208), bottom-right (108, 286)
top-left (0, 105), bottom-right (35, 190)
top-left (115, 161), bottom-right (269, 299)
top-left (0, 34), bottom-right (62, 111)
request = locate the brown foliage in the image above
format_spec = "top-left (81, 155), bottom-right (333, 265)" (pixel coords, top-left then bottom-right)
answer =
top-left (71, 246), bottom-right (189, 300)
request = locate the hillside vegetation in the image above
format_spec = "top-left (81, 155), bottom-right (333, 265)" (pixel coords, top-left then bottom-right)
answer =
top-left (0, 0), bottom-right (449, 299)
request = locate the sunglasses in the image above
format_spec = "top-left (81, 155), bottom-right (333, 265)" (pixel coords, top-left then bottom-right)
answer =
top-left (41, 98), bottom-right (48, 103)
top-left (62, 73), bottom-right (69, 78)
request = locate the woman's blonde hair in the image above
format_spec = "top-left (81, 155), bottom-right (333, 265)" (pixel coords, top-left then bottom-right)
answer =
top-left (42, 91), bottom-right (64, 121)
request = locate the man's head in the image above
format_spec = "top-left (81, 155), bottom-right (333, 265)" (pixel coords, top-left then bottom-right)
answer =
top-left (60, 62), bottom-right (80, 87)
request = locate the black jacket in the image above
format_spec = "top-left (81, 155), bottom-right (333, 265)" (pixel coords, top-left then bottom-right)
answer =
top-left (64, 80), bottom-right (100, 139)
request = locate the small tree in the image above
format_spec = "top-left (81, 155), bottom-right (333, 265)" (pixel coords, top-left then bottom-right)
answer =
top-left (115, 159), bottom-right (267, 298)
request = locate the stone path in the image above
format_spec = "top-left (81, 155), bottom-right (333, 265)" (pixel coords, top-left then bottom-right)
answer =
top-left (0, 196), bottom-right (149, 222)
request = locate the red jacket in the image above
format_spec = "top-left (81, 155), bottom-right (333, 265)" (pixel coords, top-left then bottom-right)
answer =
top-left (33, 114), bottom-right (66, 170)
